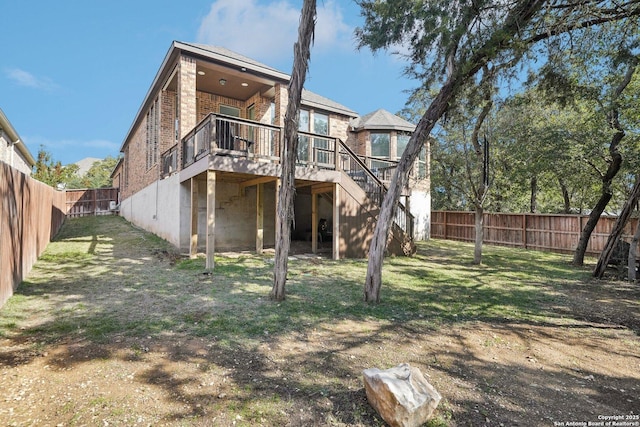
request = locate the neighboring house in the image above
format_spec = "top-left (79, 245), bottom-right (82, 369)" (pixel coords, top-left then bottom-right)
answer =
top-left (0, 107), bottom-right (36, 175)
top-left (114, 41), bottom-right (430, 263)
top-left (75, 157), bottom-right (101, 176)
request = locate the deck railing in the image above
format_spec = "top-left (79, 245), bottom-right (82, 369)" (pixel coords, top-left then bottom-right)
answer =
top-left (168, 115), bottom-right (414, 238)
top-left (297, 131), bottom-right (337, 169)
top-left (160, 144), bottom-right (178, 178)
top-left (357, 155), bottom-right (398, 184)
top-left (180, 113), bottom-right (341, 169)
top-left (182, 113), bottom-right (282, 168)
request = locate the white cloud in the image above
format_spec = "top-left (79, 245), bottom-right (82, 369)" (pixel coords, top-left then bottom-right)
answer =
top-left (27, 135), bottom-right (119, 152)
top-left (4, 68), bottom-right (57, 91)
top-left (196, 0), bottom-right (354, 65)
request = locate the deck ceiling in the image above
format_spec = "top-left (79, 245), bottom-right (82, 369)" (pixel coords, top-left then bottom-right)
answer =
top-left (195, 60), bottom-right (276, 101)
top-left (192, 171), bottom-right (331, 194)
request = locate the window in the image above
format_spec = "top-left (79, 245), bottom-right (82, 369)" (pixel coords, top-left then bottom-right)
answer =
top-left (218, 105), bottom-right (240, 150)
top-left (124, 147), bottom-right (129, 188)
top-left (397, 133), bottom-right (410, 159)
top-left (313, 112), bottom-right (328, 135)
top-left (268, 102), bottom-right (277, 157)
top-left (370, 132), bottom-right (390, 170)
top-left (313, 112), bottom-right (330, 164)
top-left (219, 105), bottom-right (240, 117)
top-left (270, 102), bottom-right (276, 125)
top-left (298, 109), bottom-right (310, 162)
top-left (418, 145), bottom-right (427, 179)
top-left (146, 97), bottom-right (159, 169)
top-left (247, 104), bottom-right (256, 146)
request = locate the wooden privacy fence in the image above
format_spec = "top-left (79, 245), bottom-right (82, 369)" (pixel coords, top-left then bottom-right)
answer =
top-left (431, 210), bottom-right (640, 257)
top-left (65, 188), bottom-right (119, 217)
top-left (1, 162), bottom-right (66, 308)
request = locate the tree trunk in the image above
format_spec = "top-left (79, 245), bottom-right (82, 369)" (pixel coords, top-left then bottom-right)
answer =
top-left (572, 132), bottom-right (623, 265)
top-left (363, 0), bottom-right (546, 303)
top-left (470, 90), bottom-right (492, 266)
top-left (364, 80), bottom-right (457, 303)
top-left (559, 178), bottom-right (570, 214)
top-left (593, 178), bottom-right (640, 278)
top-left (573, 191), bottom-right (613, 266)
top-left (530, 175), bottom-right (538, 213)
top-left (573, 61), bottom-right (637, 266)
top-left (629, 218), bottom-right (640, 282)
top-left (271, 0), bottom-right (316, 301)
top-left (474, 205), bottom-right (484, 264)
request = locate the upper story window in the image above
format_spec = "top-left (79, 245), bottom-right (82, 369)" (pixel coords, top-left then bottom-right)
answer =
top-left (370, 132), bottom-right (390, 170)
top-left (297, 109), bottom-right (331, 164)
top-left (313, 112), bottom-right (328, 135)
top-left (299, 110), bottom-right (310, 131)
top-left (146, 97), bottom-right (159, 170)
top-left (370, 133), bottom-right (390, 158)
top-left (220, 105), bottom-right (240, 117)
top-left (270, 102), bottom-right (276, 125)
top-left (397, 133), bottom-right (410, 159)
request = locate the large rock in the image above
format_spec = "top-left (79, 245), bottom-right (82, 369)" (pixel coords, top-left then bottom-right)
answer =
top-left (363, 363), bottom-right (441, 427)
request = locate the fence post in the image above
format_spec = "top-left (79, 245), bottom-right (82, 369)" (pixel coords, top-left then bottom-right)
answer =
top-left (522, 213), bottom-right (527, 249)
top-left (444, 211), bottom-right (448, 239)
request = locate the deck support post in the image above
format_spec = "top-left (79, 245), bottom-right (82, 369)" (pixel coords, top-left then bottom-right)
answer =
top-left (206, 170), bottom-right (216, 269)
top-left (256, 183), bottom-right (264, 254)
top-left (311, 192), bottom-right (318, 253)
top-left (333, 183), bottom-right (340, 260)
top-left (190, 177), bottom-right (199, 258)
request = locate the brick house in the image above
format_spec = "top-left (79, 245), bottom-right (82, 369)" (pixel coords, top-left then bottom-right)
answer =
top-left (0, 107), bottom-right (35, 175)
top-left (113, 41), bottom-right (430, 265)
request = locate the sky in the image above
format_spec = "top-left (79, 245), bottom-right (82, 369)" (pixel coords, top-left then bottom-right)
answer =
top-left (1, 0), bottom-right (416, 166)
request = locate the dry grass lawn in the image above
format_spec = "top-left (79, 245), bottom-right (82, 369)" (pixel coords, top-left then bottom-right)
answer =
top-left (1, 215), bottom-right (639, 426)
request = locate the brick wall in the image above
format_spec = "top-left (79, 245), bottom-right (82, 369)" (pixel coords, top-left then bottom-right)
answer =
top-left (329, 115), bottom-right (350, 142)
top-left (196, 91), bottom-right (244, 121)
top-left (161, 89), bottom-right (176, 154)
top-left (121, 119), bottom-right (157, 200)
top-left (274, 84), bottom-right (288, 127)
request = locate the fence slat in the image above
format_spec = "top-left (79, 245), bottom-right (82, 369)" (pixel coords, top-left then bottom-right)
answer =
top-left (1, 162), bottom-right (66, 308)
top-left (431, 210), bottom-right (639, 258)
top-left (65, 188), bottom-right (119, 217)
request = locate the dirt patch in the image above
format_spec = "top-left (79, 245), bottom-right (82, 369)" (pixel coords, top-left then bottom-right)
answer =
top-left (1, 216), bottom-right (639, 426)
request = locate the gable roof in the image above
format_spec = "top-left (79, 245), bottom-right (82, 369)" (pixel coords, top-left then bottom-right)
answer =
top-left (350, 109), bottom-right (415, 132)
top-left (301, 89), bottom-right (357, 117)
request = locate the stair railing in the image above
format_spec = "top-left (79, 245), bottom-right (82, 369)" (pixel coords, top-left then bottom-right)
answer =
top-left (338, 140), bottom-right (414, 238)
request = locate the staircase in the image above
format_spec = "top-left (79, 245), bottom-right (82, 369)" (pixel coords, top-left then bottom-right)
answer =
top-left (337, 140), bottom-right (416, 256)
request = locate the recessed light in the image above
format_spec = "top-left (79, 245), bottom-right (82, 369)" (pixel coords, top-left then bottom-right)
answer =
top-left (241, 67), bottom-right (247, 72)
top-left (197, 70), bottom-right (205, 76)
top-left (241, 82), bottom-right (249, 87)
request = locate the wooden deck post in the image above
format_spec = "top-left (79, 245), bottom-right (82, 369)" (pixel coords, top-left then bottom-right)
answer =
top-left (311, 192), bottom-right (318, 253)
top-left (334, 137), bottom-right (340, 171)
top-left (256, 183), bottom-right (264, 254)
top-left (206, 170), bottom-right (216, 269)
top-left (190, 177), bottom-right (199, 258)
top-left (332, 183), bottom-right (340, 260)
